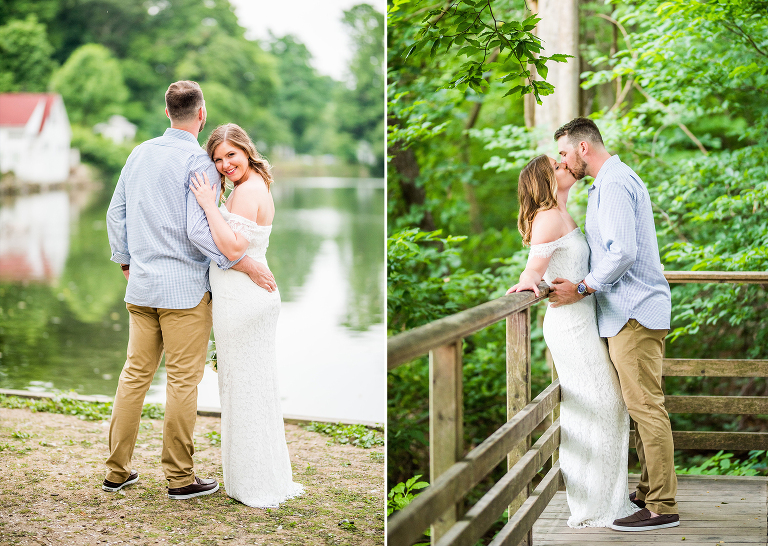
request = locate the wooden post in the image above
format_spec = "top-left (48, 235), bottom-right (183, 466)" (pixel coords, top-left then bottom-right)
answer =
top-left (507, 309), bottom-right (532, 546)
top-left (429, 340), bottom-right (464, 545)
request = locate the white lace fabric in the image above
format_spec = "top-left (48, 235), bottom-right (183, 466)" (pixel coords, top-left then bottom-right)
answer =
top-left (528, 227), bottom-right (581, 260)
top-left (534, 228), bottom-right (636, 527)
top-left (209, 204), bottom-right (303, 508)
top-left (219, 204), bottom-right (272, 261)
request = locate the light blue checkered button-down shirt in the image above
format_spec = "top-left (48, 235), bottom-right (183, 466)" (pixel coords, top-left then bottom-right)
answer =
top-left (107, 128), bottom-right (241, 309)
top-left (583, 155), bottom-right (671, 338)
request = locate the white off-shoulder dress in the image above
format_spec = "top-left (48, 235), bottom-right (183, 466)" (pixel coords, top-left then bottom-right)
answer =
top-left (209, 204), bottom-right (303, 508)
top-left (530, 228), bottom-right (636, 527)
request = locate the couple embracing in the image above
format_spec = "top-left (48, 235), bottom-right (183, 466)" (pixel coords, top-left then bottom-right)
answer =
top-left (508, 118), bottom-right (679, 532)
top-left (102, 80), bottom-right (303, 507)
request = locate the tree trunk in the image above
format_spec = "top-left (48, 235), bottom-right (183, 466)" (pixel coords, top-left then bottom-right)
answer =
top-left (461, 48), bottom-right (500, 234)
top-left (532, 0), bottom-right (580, 138)
top-left (524, 0), bottom-right (539, 129)
top-left (390, 145), bottom-right (436, 232)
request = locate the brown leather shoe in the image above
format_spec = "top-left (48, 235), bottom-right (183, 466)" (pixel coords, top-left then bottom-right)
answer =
top-left (167, 477), bottom-right (220, 500)
top-left (102, 470), bottom-right (139, 492)
top-left (629, 491), bottom-right (646, 508)
top-left (611, 508), bottom-right (680, 531)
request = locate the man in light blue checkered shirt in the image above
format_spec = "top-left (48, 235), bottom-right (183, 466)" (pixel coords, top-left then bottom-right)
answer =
top-left (549, 118), bottom-right (678, 532)
top-left (103, 81), bottom-right (275, 500)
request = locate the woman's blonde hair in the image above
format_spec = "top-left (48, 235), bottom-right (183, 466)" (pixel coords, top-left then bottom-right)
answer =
top-left (517, 155), bottom-right (559, 246)
top-left (205, 123), bottom-right (274, 197)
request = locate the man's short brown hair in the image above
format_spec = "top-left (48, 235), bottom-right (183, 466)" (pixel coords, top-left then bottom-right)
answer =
top-left (165, 81), bottom-right (204, 122)
top-left (554, 117), bottom-right (604, 147)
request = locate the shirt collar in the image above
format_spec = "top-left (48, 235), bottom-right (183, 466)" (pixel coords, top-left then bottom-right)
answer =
top-left (164, 127), bottom-right (199, 143)
top-left (592, 154), bottom-right (620, 189)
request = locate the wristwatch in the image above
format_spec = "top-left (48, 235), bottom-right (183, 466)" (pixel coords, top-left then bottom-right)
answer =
top-left (577, 280), bottom-right (588, 296)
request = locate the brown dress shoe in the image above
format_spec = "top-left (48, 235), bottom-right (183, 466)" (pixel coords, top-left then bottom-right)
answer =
top-left (167, 477), bottom-right (220, 500)
top-left (611, 508), bottom-right (680, 531)
top-left (629, 491), bottom-right (646, 508)
top-left (102, 470), bottom-right (139, 492)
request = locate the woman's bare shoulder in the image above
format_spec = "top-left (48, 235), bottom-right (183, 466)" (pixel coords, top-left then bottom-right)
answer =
top-left (235, 176), bottom-right (269, 196)
top-left (530, 209), bottom-right (568, 245)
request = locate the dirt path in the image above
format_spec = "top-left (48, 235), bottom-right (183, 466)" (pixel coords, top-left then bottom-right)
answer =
top-left (0, 408), bottom-right (384, 546)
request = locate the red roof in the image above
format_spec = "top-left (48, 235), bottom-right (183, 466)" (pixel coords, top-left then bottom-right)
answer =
top-left (0, 93), bottom-right (58, 133)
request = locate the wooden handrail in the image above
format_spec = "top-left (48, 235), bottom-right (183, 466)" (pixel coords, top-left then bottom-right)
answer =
top-left (436, 420), bottom-right (561, 546)
top-left (488, 463), bottom-right (563, 546)
top-left (387, 380), bottom-right (560, 546)
top-left (665, 395), bottom-right (768, 414)
top-left (664, 271), bottom-right (768, 283)
top-left (663, 358), bottom-right (768, 377)
top-left (389, 271), bottom-right (766, 370)
top-left (631, 430), bottom-right (768, 451)
top-left (388, 284), bottom-right (549, 369)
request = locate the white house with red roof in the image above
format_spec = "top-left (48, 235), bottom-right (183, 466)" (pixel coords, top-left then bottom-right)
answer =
top-left (0, 93), bottom-right (72, 184)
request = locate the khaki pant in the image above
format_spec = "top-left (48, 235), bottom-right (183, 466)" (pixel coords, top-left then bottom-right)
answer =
top-left (608, 319), bottom-right (678, 515)
top-left (105, 293), bottom-right (212, 488)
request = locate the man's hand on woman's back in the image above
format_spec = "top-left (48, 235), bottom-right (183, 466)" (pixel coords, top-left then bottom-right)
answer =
top-left (231, 256), bottom-right (276, 292)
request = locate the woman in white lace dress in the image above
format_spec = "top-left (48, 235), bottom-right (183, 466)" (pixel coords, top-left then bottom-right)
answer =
top-left (507, 155), bottom-right (636, 528)
top-left (189, 123), bottom-right (303, 508)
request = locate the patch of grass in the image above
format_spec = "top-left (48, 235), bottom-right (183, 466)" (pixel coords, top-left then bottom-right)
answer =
top-left (337, 518), bottom-right (357, 531)
top-left (0, 394), bottom-right (164, 421)
top-left (205, 431), bottom-right (221, 446)
top-left (11, 430), bottom-right (31, 439)
top-left (141, 403), bottom-right (165, 420)
top-left (2, 443), bottom-right (32, 457)
top-left (303, 422), bottom-right (384, 449)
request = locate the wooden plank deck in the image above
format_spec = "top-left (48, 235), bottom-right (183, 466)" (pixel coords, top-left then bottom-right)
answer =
top-left (533, 474), bottom-right (768, 545)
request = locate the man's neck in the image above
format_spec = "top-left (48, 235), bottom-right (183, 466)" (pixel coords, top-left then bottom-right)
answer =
top-left (169, 123), bottom-right (199, 139)
top-left (586, 150), bottom-right (613, 179)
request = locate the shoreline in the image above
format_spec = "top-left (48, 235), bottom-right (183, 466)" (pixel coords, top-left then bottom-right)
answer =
top-left (0, 388), bottom-right (383, 428)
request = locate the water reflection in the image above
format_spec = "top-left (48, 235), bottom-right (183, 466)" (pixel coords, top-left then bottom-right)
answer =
top-left (0, 192), bottom-right (70, 282)
top-left (0, 177), bottom-right (384, 422)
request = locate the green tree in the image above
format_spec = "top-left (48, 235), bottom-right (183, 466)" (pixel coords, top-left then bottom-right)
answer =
top-left (338, 3), bottom-right (386, 175)
top-left (268, 34), bottom-right (336, 154)
top-left (50, 43), bottom-right (128, 125)
top-left (0, 15), bottom-right (56, 92)
top-left (175, 29), bottom-right (281, 144)
top-left (0, 0), bottom-right (58, 27)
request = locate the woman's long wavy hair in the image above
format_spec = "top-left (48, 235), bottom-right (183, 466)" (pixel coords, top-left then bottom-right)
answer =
top-left (205, 124), bottom-right (274, 199)
top-left (517, 155), bottom-right (559, 246)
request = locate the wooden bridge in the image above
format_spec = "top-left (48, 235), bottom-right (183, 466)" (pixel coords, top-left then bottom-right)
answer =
top-left (387, 271), bottom-right (768, 546)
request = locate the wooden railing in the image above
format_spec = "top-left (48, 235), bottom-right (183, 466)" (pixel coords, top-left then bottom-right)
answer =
top-left (660, 271), bottom-right (768, 451)
top-left (387, 271), bottom-right (768, 546)
top-left (388, 283), bottom-right (557, 546)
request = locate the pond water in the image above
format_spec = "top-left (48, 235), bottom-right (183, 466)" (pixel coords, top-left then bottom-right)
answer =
top-left (0, 176), bottom-right (385, 423)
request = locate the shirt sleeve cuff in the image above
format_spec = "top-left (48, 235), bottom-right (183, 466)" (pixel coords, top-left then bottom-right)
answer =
top-left (214, 251), bottom-right (245, 270)
top-left (111, 252), bottom-right (131, 265)
top-left (584, 273), bottom-right (611, 293)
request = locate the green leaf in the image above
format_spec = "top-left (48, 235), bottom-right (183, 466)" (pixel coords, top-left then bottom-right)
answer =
top-left (457, 46), bottom-right (480, 57)
top-left (549, 53), bottom-right (572, 63)
top-left (503, 84), bottom-right (525, 98)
